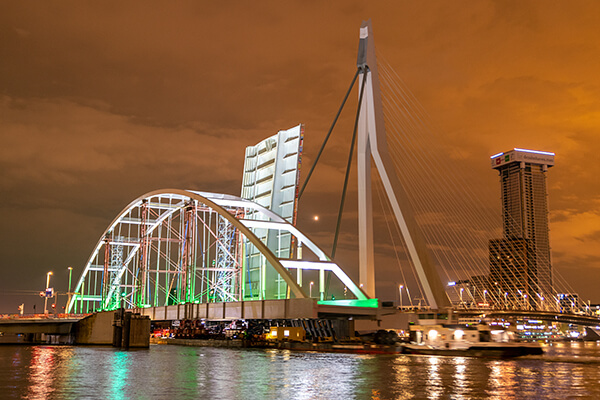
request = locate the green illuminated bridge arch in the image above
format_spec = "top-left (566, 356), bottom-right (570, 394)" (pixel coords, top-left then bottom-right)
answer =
top-left (67, 189), bottom-right (371, 313)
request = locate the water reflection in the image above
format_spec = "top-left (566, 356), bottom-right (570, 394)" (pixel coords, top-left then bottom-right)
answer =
top-left (391, 355), bottom-right (414, 398)
top-left (27, 346), bottom-right (57, 399)
top-left (452, 357), bottom-right (467, 397)
top-left (425, 356), bottom-right (443, 399)
top-left (488, 360), bottom-right (516, 398)
top-left (274, 351), bottom-right (364, 399)
top-left (109, 351), bottom-right (130, 400)
top-left (2, 343), bottom-right (600, 399)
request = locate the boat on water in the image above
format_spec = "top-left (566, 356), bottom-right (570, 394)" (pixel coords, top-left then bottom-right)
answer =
top-left (403, 323), bottom-right (544, 357)
top-left (158, 311), bottom-right (544, 357)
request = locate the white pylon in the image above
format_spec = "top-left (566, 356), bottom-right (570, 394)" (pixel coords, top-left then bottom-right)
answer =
top-left (356, 20), bottom-right (451, 310)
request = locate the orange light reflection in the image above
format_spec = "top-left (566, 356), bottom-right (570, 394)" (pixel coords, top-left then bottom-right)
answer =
top-left (27, 346), bottom-right (57, 399)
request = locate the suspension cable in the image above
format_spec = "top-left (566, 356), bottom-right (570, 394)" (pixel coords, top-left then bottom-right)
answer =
top-left (331, 68), bottom-right (368, 259)
top-left (298, 68), bottom-right (360, 199)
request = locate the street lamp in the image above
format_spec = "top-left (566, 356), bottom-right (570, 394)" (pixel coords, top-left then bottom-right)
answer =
top-left (483, 290), bottom-right (488, 305)
top-left (536, 293), bottom-right (544, 311)
top-left (309, 281), bottom-right (314, 298)
top-left (44, 271), bottom-right (53, 314)
top-left (495, 283), bottom-right (501, 307)
top-left (67, 267), bottom-right (73, 314)
top-left (399, 285), bottom-right (404, 309)
top-left (460, 288), bottom-right (464, 307)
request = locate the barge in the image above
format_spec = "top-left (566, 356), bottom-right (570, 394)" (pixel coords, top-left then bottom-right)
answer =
top-left (403, 323), bottom-right (543, 357)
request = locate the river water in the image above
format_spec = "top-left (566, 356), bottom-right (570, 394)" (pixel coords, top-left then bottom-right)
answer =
top-left (2, 341), bottom-right (600, 399)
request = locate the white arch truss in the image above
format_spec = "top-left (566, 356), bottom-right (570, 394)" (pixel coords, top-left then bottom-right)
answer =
top-left (67, 189), bottom-right (369, 313)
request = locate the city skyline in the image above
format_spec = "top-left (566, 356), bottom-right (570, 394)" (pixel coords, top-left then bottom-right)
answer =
top-left (1, 2), bottom-right (600, 313)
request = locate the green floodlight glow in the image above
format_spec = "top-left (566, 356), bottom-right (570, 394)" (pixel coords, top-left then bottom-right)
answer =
top-left (318, 299), bottom-right (379, 308)
top-left (121, 292), bottom-right (127, 297)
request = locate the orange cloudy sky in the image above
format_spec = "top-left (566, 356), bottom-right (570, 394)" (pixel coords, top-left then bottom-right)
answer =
top-left (1, 1), bottom-right (599, 312)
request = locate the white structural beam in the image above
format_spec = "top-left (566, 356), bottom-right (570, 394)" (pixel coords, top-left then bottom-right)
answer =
top-left (357, 20), bottom-right (451, 309)
top-left (357, 24), bottom-right (376, 299)
top-left (279, 260), bottom-right (368, 301)
top-left (239, 219), bottom-right (330, 261)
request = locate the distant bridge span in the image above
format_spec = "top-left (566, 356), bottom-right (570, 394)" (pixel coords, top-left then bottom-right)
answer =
top-left (456, 309), bottom-right (600, 327)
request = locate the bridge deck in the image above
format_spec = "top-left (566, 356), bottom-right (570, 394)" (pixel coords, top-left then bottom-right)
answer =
top-left (138, 298), bottom-right (382, 321)
top-left (455, 309), bottom-right (600, 326)
top-left (0, 318), bottom-right (83, 334)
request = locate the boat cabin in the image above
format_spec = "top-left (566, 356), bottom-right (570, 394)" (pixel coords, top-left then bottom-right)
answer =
top-left (408, 324), bottom-right (514, 350)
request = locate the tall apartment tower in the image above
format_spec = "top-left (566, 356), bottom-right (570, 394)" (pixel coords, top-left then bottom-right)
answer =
top-left (490, 148), bottom-right (555, 302)
top-left (240, 124), bottom-right (304, 300)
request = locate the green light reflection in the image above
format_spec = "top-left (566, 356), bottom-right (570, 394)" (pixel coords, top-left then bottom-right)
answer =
top-left (109, 351), bottom-right (130, 400)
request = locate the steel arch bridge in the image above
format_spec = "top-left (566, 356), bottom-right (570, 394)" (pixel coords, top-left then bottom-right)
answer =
top-left (66, 189), bottom-right (370, 313)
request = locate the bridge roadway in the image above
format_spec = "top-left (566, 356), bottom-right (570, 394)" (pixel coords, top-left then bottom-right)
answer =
top-left (0, 299), bottom-right (384, 337)
top-left (0, 317), bottom-right (83, 335)
top-left (137, 298), bottom-right (386, 322)
top-left (4, 304), bottom-right (596, 339)
top-left (137, 300), bottom-right (600, 327)
top-left (454, 309), bottom-right (600, 326)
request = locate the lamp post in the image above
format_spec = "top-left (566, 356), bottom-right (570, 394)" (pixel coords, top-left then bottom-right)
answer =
top-left (309, 281), bottom-right (314, 298)
top-left (67, 267), bottom-right (73, 314)
top-left (494, 282), bottom-right (501, 308)
top-left (44, 271), bottom-right (53, 314)
top-left (399, 285), bottom-right (404, 309)
top-left (483, 290), bottom-right (488, 305)
top-left (460, 288), bottom-right (464, 308)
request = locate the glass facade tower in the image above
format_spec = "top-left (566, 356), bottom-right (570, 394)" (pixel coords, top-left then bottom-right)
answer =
top-left (490, 149), bottom-right (555, 304)
top-left (240, 124), bottom-right (304, 300)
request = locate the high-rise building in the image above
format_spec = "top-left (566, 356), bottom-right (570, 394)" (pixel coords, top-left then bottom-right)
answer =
top-left (490, 148), bottom-right (554, 302)
top-left (489, 237), bottom-right (535, 308)
top-left (240, 124), bottom-right (304, 300)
